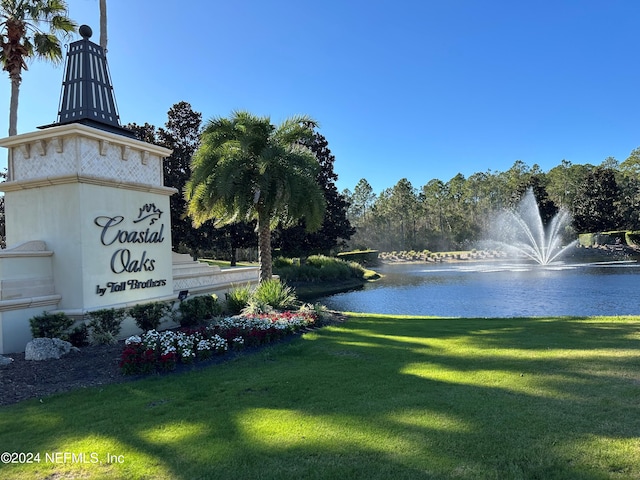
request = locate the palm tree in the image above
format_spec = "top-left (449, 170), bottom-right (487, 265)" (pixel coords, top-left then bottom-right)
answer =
top-left (98, 0), bottom-right (106, 51)
top-left (185, 111), bottom-right (326, 282)
top-left (0, 0), bottom-right (76, 136)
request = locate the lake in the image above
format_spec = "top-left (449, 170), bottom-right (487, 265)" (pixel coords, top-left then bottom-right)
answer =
top-left (319, 261), bottom-right (640, 317)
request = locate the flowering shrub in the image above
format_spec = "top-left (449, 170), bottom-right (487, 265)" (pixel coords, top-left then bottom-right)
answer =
top-left (119, 336), bottom-right (156, 375)
top-left (120, 311), bottom-right (316, 375)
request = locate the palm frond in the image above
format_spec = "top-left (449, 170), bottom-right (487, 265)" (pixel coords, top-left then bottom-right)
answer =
top-left (185, 110), bottom-right (326, 271)
top-left (274, 114), bottom-right (317, 145)
top-left (32, 32), bottom-right (62, 62)
top-left (49, 14), bottom-right (76, 35)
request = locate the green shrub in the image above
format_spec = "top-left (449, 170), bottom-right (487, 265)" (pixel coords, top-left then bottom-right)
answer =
top-left (87, 308), bottom-right (126, 345)
top-left (225, 284), bottom-right (252, 315)
top-left (253, 279), bottom-right (297, 310)
top-left (179, 294), bottom-right (222, 327)
top-left (579, 233), bottom-right (595, 247)
top-left (275, 255), bottom-right (366, 283)
top-left (129, 302), bottom-right (169, 332)
top-left (29, 312), bottom-right (74, 339)
top-left (67, 323), bottom-right (89, 347)
top-left (273, 256), bottom-right (294, 268)
top-left (272, 264), bottom-right (300, 282)
top-left (305, 255), bottom-right (337, 268)
top-left (346, 260), bottom-right (366, 278)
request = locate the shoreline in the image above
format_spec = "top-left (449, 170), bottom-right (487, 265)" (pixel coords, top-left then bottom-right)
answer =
top-left (377, 245), bottom-right (640, 266)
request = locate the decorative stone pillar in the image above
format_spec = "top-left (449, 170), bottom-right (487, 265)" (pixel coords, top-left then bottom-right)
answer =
top-left (0, 123), bottom-right (175, 312)
top-left (0, 24), bottom-right (259, 354)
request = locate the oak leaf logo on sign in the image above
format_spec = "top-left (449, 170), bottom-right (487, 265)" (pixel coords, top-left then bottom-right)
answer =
top-left (133, 203), bottom-right (163, 225)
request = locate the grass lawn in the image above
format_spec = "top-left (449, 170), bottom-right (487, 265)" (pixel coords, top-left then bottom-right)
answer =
top-left (1, 314), bottom-right (639, 479)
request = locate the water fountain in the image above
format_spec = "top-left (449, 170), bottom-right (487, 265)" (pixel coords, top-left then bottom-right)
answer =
top-left (318, 187), bottom-right (640, 317)
top-left (492, 188), bottom-right (577, 265)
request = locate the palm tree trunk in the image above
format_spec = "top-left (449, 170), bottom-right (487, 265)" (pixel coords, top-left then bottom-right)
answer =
top-left (9, 75), bottom-right (20, 136)
top-left (257, 213), bottom-right (272, 282)
top-left (230, 245), bottom-right (237, 267)
top-left (99, 0), bottom-right (108, 51)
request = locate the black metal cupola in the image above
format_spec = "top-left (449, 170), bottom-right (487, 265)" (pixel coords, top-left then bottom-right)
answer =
top-left (39, 24), bottom-right (135, 137)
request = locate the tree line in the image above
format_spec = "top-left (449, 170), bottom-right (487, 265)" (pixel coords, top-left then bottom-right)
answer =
top-left (4, 2), bottom-right (639, 261)
top-left (342, 152), bottom-right (640, 253)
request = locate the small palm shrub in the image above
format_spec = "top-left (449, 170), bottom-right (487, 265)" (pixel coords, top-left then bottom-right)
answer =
top-left (29, 312), bottom-right (74, 339)
top-left (225, 284), bottom-right (252, 314)
top-left (252, 278), bottom-right (297, 310)
top-left (129, 302), bottom-right (169, 332)
top-left (241, 298), bottom-right (274, 315)
top-left (178, 294), bottom-right (222, 327)
top-left (87, 308), bottom-right (126, 345)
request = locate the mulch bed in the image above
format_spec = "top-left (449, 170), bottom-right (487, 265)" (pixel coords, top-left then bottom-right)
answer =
top-left (0, 342), bottom-right (128, 407)
top-left (0, 313), bottom-right (348, 408)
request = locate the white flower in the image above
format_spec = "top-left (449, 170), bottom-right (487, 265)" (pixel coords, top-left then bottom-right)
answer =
top-left (125, 335), bottom-right (142, 345)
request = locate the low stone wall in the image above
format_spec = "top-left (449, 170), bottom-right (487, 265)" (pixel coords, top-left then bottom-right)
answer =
top-left (0, 249), bottom-right (260, 354)
top-left (171, 252), bottom-right (259, 296)
top-left (0, 241), bottom-right (61, 354)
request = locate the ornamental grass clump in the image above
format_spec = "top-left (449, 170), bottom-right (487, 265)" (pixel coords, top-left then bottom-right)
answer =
top-left (252, 278), bottom-right (297, 310)
top-left (225, 284), bottom-right (252, 314)
top-left (241, 298), bottom-right (274, 315)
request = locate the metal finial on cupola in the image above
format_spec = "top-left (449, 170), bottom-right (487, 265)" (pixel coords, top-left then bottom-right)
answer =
top-left (39, 24), bottom-right (134, 137)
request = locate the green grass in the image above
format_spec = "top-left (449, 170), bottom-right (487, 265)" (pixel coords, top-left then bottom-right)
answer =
top-left (1, 314), bottom-right (639, 479)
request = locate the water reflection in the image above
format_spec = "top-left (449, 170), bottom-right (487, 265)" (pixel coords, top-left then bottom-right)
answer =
top-left (319, 262), bottom-right (640, 317)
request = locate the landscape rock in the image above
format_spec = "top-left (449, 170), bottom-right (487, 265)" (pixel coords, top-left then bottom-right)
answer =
top-left (24, 338), bottom-right (79, 361)
top-left (0, 356), bottom-right (14, 367)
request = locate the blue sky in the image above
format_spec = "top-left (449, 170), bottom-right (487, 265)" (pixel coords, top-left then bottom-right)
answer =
top-left (1, 0), bottom-right (639, 194)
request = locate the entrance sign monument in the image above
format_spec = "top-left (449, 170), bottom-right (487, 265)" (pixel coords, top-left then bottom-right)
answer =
top-left (0, 26), bottom-right (258, 353)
